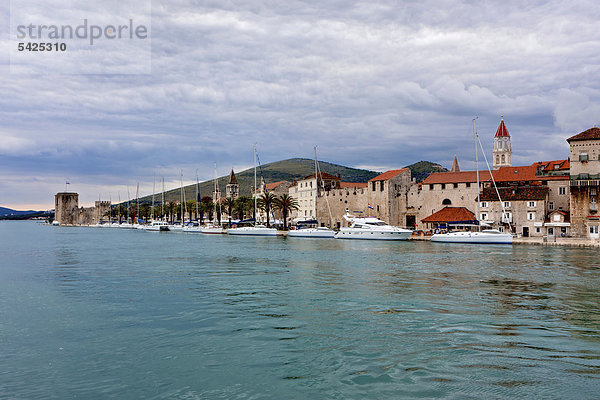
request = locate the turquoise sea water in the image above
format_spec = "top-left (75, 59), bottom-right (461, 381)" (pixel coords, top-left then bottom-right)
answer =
top-left (1, 221), bottom-right (600, 399)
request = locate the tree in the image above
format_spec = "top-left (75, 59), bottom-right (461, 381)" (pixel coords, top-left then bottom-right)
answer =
top-left (201, 196), bottom-right (213, 223)
top-left (258, 192), bottom-right (276, 227)
top-left (186, 200), bottom-right (197, 221)
top-left (273, 194), bottom-right (299, 230)
top-left (235, 196), bottom-right (253, 221)
top-left (224, 197), bottom-right (235, 225)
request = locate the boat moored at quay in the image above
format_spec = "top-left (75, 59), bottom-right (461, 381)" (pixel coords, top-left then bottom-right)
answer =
top-left (335, 210), bottom-right (412, 240)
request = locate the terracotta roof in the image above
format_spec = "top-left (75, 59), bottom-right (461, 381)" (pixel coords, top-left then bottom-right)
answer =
top-left (533, 159), bottom-right (570, 172)
top-left (369, 169), bottom-right (409, 182)
top-left (567, 127), bottom-right (600, 142)
top-left (421, 207), bottom-right (475, 223)
top-left (340, 182), bottom-right (368, 189)
top-left (495, 118), bottom-right (510, 137)
top-left (480, 186), bottom-right (549, 201)
top-left (302, 172), bottom-right (339, 181)
top-left (422, 170), bottom-right (492, 185)
top-left (265, 181), bottom-right (289, 190)
top-left (493, 165), bottom-right (538, 182)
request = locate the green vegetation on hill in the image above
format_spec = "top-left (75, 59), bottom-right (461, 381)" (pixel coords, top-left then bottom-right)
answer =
top-left (405, 161), bottom-right (447, 182)
top-left (133, 158), bottom-right (446, 204)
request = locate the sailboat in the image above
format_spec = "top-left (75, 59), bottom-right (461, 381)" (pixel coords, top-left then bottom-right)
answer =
top-left (184, 171), bottom-right (204, 233)
top-left (288, 146), bottom-right (335, 238)
top-left (201, 163), bottom-right (225, 234)
top-left (430, 118), bottom-right (512, 244)
top-left (227, 145), bottom-right (277, 236)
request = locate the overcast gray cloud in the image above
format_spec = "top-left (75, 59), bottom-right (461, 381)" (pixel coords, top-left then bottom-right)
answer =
top-left (1, 0), bottom-right (599, 208)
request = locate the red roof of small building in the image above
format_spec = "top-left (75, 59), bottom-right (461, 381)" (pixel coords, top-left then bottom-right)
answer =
top-left (340, 182), bottom-right (368, 189)
top-left (302, 172), bottom-right (340, 181)
top-left (265, 181), bottom-right (289, 190)
top-left (495, 119), bottom-right (510, 137)
top-left (369, 168), bottom-right (409, 182)
top-left (533, 159), bottom-right (570, 172)
top-left (567, 127), bottom-right (600, 142)
top-left (422, 207), bottom-right (475, 223)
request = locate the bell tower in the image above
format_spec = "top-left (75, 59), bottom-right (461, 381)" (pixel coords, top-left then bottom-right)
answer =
top-left (493, 116), bottom-right (512, 169)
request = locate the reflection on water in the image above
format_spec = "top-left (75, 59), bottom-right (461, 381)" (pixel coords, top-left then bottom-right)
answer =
top-left (1, 222), bottom-right (600, 399)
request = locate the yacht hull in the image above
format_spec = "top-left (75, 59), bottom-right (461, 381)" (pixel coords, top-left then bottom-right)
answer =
top-left (430, 232), bottom-right (512, 244)
top-left (335, 229), bottom-right (411, 240)
top-left (287, 228), bottom-right (335, 238)
top-left (227, 227), bottom-right (277, 236)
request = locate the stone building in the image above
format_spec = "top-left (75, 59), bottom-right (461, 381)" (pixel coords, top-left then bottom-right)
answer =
top-left (55, 192), bottom-right (79, 225)
top-left (225, 169), bottom-right (239, 199)
top-left (317, 169), bottom-right (412, 228)
top-left (289, 172), bottom-right (340, 222)
top-left (567, 127), bottom-right (600, 238)
top-left (493, 117), bottom-right (512, 169)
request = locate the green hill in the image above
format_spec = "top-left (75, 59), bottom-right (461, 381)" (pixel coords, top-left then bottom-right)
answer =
top-left (133, 158), bottom-right (446, 204)
top-left (137, 158), bottom-right (379, 203)
top-left (406, 161), bottom-right (448, 182)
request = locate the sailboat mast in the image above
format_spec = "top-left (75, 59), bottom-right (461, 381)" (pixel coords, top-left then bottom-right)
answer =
top-left (151, 173), bottom-right (155, 221)
top-left (474, 117), bottom-right (481, 232)
top-left (254, 144), bottom-right (257, 226)
top-left (195, 170), bottom-right (199, 219)
top-left (180, 171), bottom-right (184, 223)
top-left (213, 162), bottom-right (218, 222)
top-left (314, 146), bottom-right (318, 222)
top-left (161, 176), bottom-right (165, 220)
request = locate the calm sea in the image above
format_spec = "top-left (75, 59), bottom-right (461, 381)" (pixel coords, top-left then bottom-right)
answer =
top-left (1, 221), bottom-right (600, 399)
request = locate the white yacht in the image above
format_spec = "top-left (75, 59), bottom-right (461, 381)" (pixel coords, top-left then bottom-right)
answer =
top-left (430, 229), bottom-right (512, 244)
top-left (201, 224), bottom-right (225, 234)
top-left (226, 145), bottom-right (278, 237)
top-left (227, 224), bottom-right (277, 236)
top-left (145, 220), bottom-right (170, 232)
top-left (287, 146), bottom-right (336, 239)
top-left (335, 211), bottom-right (412, 240)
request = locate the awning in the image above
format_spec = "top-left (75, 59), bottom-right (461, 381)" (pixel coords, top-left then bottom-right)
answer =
top-left (544, 222), bottom-right (571, 227)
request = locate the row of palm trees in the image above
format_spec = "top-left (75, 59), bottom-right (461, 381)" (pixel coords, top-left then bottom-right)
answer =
top-left (108, 193), bottom-right (299, 229)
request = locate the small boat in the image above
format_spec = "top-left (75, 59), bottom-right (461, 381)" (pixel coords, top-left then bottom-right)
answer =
top-left (227, 224), bottom-right (277, 236)
top-left (201, 224), bottom-right (225, 234)
top-left (145, 220), bottom-right (170, 231)
top-left (288, 226), bottom-right (335, 238)
top-left (335, 210), bottom-right (412, 240)
top-left (430, 229), bottom-right (512, 244)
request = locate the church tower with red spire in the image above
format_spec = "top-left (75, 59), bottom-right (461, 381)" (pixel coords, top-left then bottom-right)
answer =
top-left (493, 116), bottom-right (512, 169)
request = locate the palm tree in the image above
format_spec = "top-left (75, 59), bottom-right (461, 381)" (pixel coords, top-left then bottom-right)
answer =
top-left (201, 196), bottom-right (213, 223)
top-left (235, 196), bottom-right (253, 221)
top-left (273, 194), bottom-right (299, 230)
top-left (224, 197), bottom-right (235, 225)
top-left (258, 192), bottom-right (276, 227)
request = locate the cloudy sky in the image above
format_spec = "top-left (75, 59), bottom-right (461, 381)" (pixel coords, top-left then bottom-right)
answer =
top-left (1, 0), bottom-right (599, 209)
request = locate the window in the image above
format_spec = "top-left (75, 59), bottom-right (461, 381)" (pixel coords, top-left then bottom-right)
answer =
top-left (548, 227), bottom-right (554, 235)
top-left (442, 199), bottom-right (452, 205)
top-left (527, 212), bottom-right (535, 220)
top-left (372, 182), bottom-right (376, 191)
top-left (559, 187), bottom-right (566, 195)
top-left (503, 201), bottom-right (511, 208)
top-left (580, 152), bottom-right (589, 162)
top-left (502, 212), bottom-right (512, 223)
top-left (528, 201), bottom-right (536, 208)
top-left (553, 214), bottom-right (561, 222)
top-left (453, 183), bottom-right (458, 188)
top-left (536, 227), bottom-right (541, 233)
top-left (429, 184), bottom-right (433, 190)
top-left (480, 213), bottom-right (488, 221)
top-left (502, 154), bottom-right (506, 164)
top-left (310, 181), bottom-right (313, 188)
top-left (380, 181), bottom-right (384, 192)
top-left (591, 188), bottom-right (597, 196)
top-left (549, 202), bottom-right (554, 211)
top-left (441, 184), bottom-right (446, 190)
top-left (480, 201), bottom-right (488, 208)
top-left (466, 182), bottom-right (471, 188)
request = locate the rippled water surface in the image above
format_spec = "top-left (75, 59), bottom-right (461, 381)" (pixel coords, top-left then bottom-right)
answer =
top-left (2, 221), bottom-right (600, 399)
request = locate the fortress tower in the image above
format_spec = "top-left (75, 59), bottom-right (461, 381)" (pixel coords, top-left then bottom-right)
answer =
top-left (493, 117), bottom-right (512, 169)
top-left (54, 192), bottom-right (79, 225)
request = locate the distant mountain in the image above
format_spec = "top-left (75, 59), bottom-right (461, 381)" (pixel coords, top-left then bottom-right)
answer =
top-left (136, 158), bottom-right (380, 203)
top-left (133, 158), bottom-right (447, 204)
top-left (0, 207), bottom-right (37, 217)
top-left (405, 161), bottom-right (448, 182)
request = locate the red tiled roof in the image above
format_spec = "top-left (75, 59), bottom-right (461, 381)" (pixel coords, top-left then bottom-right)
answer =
top-left (421, 207), bottom-right (475, 223)
top-left (533, 159), bottom-right (570, 172)
top-left (495, 119), bottom-right (510, 137)
top-left (422, 170), bottom-right (492, 185)
top-left (480, 186), bottom-right (549, 201)
top-left (492, 165), bottom-right (538, 182)
top-left (265, 181), bottom-right (289, 190)
top-left (369, 168), bottom-right (409, 182)
top-left (340, 182), bottom-right (368, 189)
top-left (567, 127), bottom-right (600, 142)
